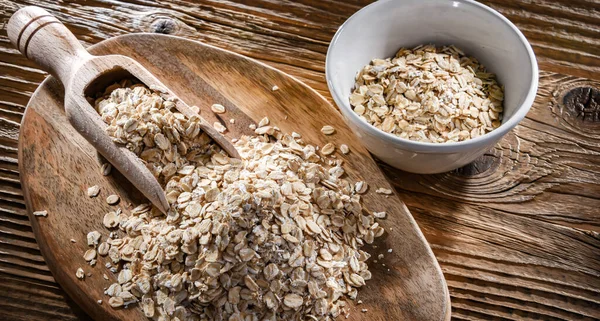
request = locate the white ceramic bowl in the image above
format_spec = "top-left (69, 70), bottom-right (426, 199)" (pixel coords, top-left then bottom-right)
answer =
top-left (326, 0), bottom-right (538, 174)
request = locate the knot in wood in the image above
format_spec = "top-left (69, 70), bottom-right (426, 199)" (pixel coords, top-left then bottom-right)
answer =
top-left (562, 86), bottom-right (600, 123)
top-left (136, 13), bottom-right (195, 37)
top-left (453, 153), bottom-right (499, 177)
top-left (151, 18), bottom-right (178, 34)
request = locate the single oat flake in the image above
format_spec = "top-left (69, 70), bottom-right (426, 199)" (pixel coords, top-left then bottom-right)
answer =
top-left (321, 143), bottom-right (335, 155)
top-left (87, 185), bottom-right (100, 198)
top-left (83, 249), bottom-right (97, 262)
top-left (321, 125), bottom-right (335, 135)
top-left (340, 144), bottom-right (350, 154)
top-left (213, 122), bottom-right (227, 133)
top-left (258, 116), bottom-right (270, 127)
top-left (106, 194), bottom-right (120, 205)
top-left (101, 163), bottom-right (112, 176)
top-left (87, 231), bottom-right (101, 246)
top-left (33, 210), bottom-right (48, 217)
top-left (76, 267), bottom-right (85, 280)
top-left (210, 103), bottom-right (226, 114)
top-left (376, 187), bottom-right (393, 195)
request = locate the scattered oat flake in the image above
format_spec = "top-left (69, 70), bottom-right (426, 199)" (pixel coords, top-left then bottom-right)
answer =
top-left (76, 268), bottom-right (85, 279)
top-left (361, 309), bottom-right (368, 313)
top-left (33, 210), bottom-right (47, 217)
top-left (106, 194), bottom-right (120, 205)
top-left (84, 249), bottom-right (97, 261)
top-left (355, 181), bottom-right (368, 194)
top-left (97, 300), bottom-right (103, 305)
top-left (87, 231), bottom-right (101, 246)
top-left (103, 211), bottom-right (119, 228)
top-left (373, 211), bottom-right (386, 219)
top-left (101, 163), bottom-right (112, 176)
top-left (258, 117), bottom-right (269, 127)
top-left (321, 143), bottom-right (335, 155)
top-left (321, 125), bottom-right (335, 135)
top-left (272, 85), bottom-right (279, 91)
top-left (340, 144), bottom-right (350, 154)
top-left (229, 118), bottom-right (235, 124)
top-left (70, 239), bottom-right (77, 243)
top-left (87, 185), bottom-right (100, 198)
top-left (376, 188), bottom-right (393, 195)
top-left (210, 103), bottom-right (226, 114)
top-left (213, 122), bottom-right (227, 133)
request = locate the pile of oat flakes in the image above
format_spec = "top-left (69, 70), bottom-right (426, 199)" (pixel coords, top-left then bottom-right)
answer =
top-left (350, 44), bottom-right (504, 143)
top-left (81, 83), bottom-right (386, 321)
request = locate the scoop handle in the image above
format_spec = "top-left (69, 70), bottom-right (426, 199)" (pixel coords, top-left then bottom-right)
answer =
top-left (7, 6), bottom-right (92, 87)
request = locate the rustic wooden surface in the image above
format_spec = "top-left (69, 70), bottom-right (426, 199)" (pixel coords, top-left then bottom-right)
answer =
top-left (0, 0), bottom-right (598, 320)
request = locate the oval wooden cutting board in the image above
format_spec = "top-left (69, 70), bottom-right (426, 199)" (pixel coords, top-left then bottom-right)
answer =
top-left (19, 34), bottom-right (450, 321)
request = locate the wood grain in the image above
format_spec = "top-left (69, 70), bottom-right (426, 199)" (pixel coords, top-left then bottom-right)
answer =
top-left (0, 0), bottom-right (599, 320)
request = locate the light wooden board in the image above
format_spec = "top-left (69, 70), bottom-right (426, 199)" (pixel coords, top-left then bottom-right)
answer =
top-left (18, 34), bottom-right (450, 321)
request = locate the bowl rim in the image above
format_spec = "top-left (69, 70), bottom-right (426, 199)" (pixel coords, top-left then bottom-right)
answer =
top-left (325, 0), bottom-right (539, 153)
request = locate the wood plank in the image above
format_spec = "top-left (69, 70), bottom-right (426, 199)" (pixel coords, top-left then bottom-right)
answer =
top-left (0, 0), bottom-right (599, 320)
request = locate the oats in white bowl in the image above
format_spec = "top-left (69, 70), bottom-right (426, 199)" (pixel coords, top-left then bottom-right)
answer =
top-left (350, 44), bottom-right (504, 143)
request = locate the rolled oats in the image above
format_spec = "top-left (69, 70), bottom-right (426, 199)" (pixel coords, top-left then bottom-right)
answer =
top-left (376, 188), bottom-right (393, 195)
top-left (355, 181), bottom-right (368, 194)
top-left (83, 249), bottom-right (97, 262)
top-left (350, 44), bottom-right (504, 143)
top-left (98, 242), bottom-right (110, 256)
top-left (321, 125), bottom-right (335, 135)
top-left (373, 211), bottom-right (387, 219)
top-left (87, 185), bottom-right (101, 198)
top-left (340, 144), bottom-right (350, 154)
top-left (321, 143), bottom-right (335, 155)
top-left (103, 211), bottom-right (119, 228)
top-left (87, 231), bottom-right (101, 246)
top-left (76, 267), bottom-right (85, 279)
top-left (101, 163), bottom-right (112, 176)
top-left (85, 83), bottom-right (387, 321)
top-left (213, 121), bottom-right (227, 133)
top-left (258, 116), bottom-right (270, 127)
top-left (33, 210), bottom-right (47, 217)
top-left (210, 103), bottom-right (226, 114)
top-left (109, 297), bottom-right (124, 308)
top-left (284, 294), bottom-right (304, 309)
top-left (106, 195), bottom-right (120, 205)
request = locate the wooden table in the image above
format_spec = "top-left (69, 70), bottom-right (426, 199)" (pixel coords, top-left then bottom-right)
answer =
top-left (0, 1), bottom-right (598, 320)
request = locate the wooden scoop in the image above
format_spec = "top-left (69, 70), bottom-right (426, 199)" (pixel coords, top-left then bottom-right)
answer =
top-left (7, 6), bottom-right (239, 214)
